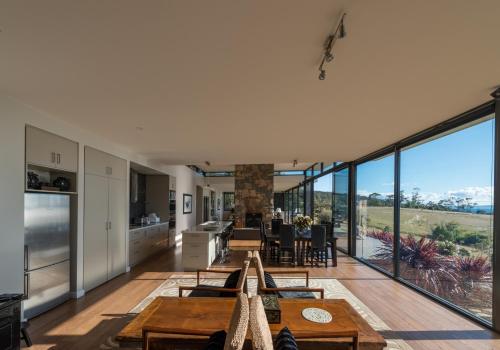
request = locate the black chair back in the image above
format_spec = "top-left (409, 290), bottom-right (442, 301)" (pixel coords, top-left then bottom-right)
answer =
top-left (279, 224), bottom-right (295, 249)
top-left (311, 225), bottom-right (327, 249)
top-left (259, 221), bottom-right (266, 242)
top-left (271, 219), bottom-right (282, 234)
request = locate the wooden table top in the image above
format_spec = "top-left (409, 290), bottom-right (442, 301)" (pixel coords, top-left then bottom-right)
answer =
top-left (116, 297), bottom-right (386, 349)
top-left (142, 297), bottom-right (358, 339)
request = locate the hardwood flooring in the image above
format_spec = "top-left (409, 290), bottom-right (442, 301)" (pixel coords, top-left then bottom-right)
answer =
top-left (24, 243), bottom-right (500, 350)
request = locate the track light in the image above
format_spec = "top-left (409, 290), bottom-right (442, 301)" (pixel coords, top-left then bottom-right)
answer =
top-left (339, 21), bottom-right (347, 38)
top-left (318, 13), bottom-right (347, 80)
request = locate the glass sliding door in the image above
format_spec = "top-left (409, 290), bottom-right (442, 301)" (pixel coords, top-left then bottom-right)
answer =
top-left (333, 168), bottom-right (349, 252)
top-left (355, 154), bottom-right (395, 273)
top-left (313, 173), bottom-right (333, 227)
top-left (284, 191), bottom-right (289, 223)
top-left (399, 116), bottom-right (494, 323)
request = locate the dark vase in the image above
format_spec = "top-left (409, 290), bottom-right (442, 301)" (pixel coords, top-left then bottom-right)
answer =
top-left (53, 177), bottom-right (70, 191)
top-left (27, 172), bottom-right (41, 189)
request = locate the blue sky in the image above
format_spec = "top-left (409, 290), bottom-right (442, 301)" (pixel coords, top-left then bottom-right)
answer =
top-left (356, 116), bottom-right (495, 205)
top-left (312, 116), bottom-right (495, 205)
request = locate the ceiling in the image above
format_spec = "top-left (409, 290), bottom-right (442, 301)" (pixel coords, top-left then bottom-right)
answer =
top-left (1, 1), bottom-right (499, 165)
top-left (194, 162), bottom-right (316, 172)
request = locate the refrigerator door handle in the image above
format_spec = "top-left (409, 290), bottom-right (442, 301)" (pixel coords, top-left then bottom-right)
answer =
top-left (24, 245), bottom-right (29, 271)
top-left (24, 273), bottom-right (30, 299)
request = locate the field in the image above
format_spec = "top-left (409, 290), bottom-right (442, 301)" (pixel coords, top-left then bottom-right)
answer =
top-left (359, 206), bottom-right (493, 239)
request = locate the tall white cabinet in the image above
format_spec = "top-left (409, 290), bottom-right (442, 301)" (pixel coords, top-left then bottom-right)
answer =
top-left (83, 147), bottom-right (127, 291)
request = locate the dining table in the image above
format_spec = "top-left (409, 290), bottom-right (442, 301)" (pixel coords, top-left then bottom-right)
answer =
top-left (266, 230), bottom-right (337, 267)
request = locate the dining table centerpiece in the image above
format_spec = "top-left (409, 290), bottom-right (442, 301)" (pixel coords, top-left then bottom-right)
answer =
top-left (293, 214), bottom-right (313, 234)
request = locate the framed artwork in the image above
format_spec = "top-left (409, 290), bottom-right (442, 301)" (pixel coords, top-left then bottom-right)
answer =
top-left (183, 193), bottom-right (193, 214)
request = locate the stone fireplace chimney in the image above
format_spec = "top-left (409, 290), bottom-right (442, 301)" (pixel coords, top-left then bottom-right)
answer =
top-left (234, 164), bottom-right (274, 227)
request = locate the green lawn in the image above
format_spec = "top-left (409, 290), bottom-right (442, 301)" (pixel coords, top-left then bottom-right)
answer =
top-left (359, 206), bottom-right (493, 238)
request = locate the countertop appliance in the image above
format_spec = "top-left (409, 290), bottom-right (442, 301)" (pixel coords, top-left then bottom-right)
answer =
top-left (0, 294), bottom-right (22, 350)
top-left (24, 193), bottom-right (70, 320)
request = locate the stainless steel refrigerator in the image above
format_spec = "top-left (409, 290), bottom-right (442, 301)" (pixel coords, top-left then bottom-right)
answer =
top-left (24, 193), bottom-right (70, 319)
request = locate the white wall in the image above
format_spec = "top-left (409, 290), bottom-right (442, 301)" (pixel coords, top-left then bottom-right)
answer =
top-left (0, 95), bottom-right (202, 296)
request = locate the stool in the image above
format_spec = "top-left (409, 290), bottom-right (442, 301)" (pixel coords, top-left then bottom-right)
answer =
top-left (21, 321), bottom-right (32, 347)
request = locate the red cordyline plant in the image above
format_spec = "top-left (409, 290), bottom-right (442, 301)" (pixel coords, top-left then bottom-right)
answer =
top-left (367, 230), bottom-right (462, 296)
top-left (454, 256), bottom-right (492, 282)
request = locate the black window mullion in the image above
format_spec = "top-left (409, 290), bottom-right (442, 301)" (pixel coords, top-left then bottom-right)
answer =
top-left (393, 147), bottom-right (401, 278)
top-left (349, 162), bottom-right (356, 257)
top-left (492, 88), bottom-right (500, 332)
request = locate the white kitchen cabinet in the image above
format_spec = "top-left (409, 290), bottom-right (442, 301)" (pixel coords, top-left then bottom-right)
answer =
top-left (83, 174), bottom-right (109, 291)
top-left (83, 148), bottom-right (127, 292)
top-left (107, 177), bottom-right (127, 279)
top-left (26, 125), bottom-right (78, 172)
top-left (128, 223), bottom-right (171, 267)
top-left (84, 146), bottom-right (126, 180)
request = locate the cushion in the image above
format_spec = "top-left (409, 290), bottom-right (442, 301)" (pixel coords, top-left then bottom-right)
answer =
top-left (188, 285), bottom-right (222, 298)
top-left (221, 269), bottom-right (241, 297)
top-left (223, 293), bottom-right (249, 350)
top-left (204, 330), bottom-right (227, 350)
top-left (275, 327), bottom-right (298, 350)
top-left (249, 296), bottom-right (274, 350)
top-left (264, 272), bottom-right (277, 289)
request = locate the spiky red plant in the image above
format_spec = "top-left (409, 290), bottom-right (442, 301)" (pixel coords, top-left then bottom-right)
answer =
top-left (454, 256), bottom-right (492, 282)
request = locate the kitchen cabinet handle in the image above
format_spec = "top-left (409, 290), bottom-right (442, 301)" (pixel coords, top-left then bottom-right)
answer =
top-left (51, 152), bottom-right (56, 163)
top-left (57, 153), bottom-right (61, 164)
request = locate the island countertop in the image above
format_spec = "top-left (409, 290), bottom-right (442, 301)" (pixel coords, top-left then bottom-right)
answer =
top-left (182, 221), bottom-right (233, 234)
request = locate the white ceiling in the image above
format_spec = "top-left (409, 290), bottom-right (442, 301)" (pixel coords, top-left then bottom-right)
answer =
top-left (1, 1), bottom-right (499, 165)
top-left (194, 162), bottom-right (316, 172)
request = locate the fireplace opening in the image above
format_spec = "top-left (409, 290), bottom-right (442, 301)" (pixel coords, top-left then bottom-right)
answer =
top-left (245, 213), bottom-right (262, 228)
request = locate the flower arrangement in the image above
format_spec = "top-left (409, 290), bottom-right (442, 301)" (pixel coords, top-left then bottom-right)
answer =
top-left (293, 214), bottom-right (313, 232)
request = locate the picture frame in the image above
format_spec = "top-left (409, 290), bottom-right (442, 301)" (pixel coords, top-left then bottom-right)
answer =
top-left (183, 193), bottom-right (193, 214)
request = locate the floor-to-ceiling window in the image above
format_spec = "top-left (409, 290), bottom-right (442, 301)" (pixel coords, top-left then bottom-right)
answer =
top-left (305, 181), bottom-right (313, 217)
top-left (398, 116), bottom-right (494, 322)
top-left (333, 167), bottom-right (349, 251)
top-left (298, 185), bottom-right (304, 215)
top-left (313, 173), bottom-right (333, 226)
top-left (284, 190), bottom-right (290, 222)
top-left (355, 154), bottom-right (395, 273)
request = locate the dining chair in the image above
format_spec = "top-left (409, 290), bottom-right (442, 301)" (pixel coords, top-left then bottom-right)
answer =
top-left (278, 224), bottom-right (295, 265)
top-left (271, 218), bottom-right (283, 234)
top-left (308, 225), bottom-right (328, 267)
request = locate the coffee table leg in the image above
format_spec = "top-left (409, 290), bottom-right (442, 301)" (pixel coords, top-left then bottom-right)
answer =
top-left (352, 335), bottom-right (358, 350)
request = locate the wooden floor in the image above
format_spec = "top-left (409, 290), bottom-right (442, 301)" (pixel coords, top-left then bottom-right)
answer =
top-left (25, 243), bottom-right (500, 350)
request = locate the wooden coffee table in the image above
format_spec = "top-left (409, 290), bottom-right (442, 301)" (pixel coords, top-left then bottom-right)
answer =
top-left (116, 297), bottom-right (386, 350)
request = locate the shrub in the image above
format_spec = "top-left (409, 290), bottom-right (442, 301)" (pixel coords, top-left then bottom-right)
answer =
top-left (431, 222), bottom-right (461, 242)
top-left (437, 241), bottom-right (456, 256)
top-left (458, 248), bottom-right (471, 257)
top-left (454, 256), bottom-right (492, 282)
top-left (458, 232), bottom-right (490, 247)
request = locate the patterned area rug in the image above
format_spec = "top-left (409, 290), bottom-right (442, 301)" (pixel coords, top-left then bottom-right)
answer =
top-left (102, 275), bottom-right (413, 350)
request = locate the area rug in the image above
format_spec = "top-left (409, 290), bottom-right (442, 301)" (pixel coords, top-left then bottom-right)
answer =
top-left (102, 275), bottom-right (413, 350)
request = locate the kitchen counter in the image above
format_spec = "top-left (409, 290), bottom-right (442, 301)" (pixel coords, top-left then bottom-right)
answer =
top-left (182, 221), bottom-right (233, 234)
top-left (182, 221), bottom-right (233, 271)
top-left (129, 221), bottom-right (169, 231)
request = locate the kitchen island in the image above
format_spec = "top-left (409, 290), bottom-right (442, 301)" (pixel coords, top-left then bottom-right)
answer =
top-left (182, 221), bottom-right (233, 271)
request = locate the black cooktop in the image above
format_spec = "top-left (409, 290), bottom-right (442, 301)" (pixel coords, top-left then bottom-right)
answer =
top-left (0, 293), bottom-right (23, 306)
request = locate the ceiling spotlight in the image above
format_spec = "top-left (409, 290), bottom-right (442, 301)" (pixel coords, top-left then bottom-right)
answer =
top-left (292, 159), bottom-right (298, 167)
top-left (339, 21), bottom-right (347, 38)
top-left (317, 13), bottom-right (347, 80)
top-left (205, 161), bottom-right (211, 167)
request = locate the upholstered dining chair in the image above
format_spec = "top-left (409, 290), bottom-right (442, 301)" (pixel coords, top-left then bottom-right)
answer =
top-left (260, 222), bottom-right (279, 261)
top-left (308, 225), bottom-right (328, 267)
top-left (179, 255), bottom-right (251, 297)
top-left (143, 293), bottom-right (250, 350)
top-left (278, 224), bottom-right (295, 264)
top-left (252, 251), bottom-right (324, 299)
